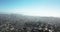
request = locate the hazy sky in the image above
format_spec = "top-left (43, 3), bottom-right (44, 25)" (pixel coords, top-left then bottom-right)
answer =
top-left (0, 0), bottom-right (60, 17)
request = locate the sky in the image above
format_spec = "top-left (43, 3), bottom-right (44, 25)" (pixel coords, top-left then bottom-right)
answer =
top-left (0, 0), bottom-right (60, 17)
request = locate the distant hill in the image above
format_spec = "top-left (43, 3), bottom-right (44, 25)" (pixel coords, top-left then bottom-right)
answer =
top-left (0, 14), bottom-right (60, 25)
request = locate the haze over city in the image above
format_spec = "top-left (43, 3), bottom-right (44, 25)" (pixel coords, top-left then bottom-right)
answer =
top-left (0, 0), bottom-right (60, 32)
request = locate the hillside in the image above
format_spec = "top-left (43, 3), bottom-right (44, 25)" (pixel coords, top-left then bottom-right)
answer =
top-left (0, 14), bottom-right (60, 32)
